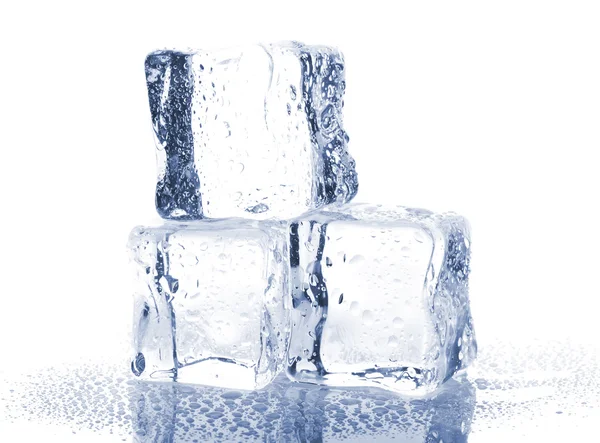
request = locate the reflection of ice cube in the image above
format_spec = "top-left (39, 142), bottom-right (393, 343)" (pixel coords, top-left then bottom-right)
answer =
top-left (127, 219), bottom-right (289, 390)
top-left (131, 382), bottom-right (178, 442)
top-left (130, 373), bottom-right (475, 442)
top-left (145, 41), bottom-right (358, 220)
top-left (287, 203), bottom-right (477, 394)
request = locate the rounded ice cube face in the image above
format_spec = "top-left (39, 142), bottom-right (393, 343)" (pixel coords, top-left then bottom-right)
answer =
top-left (127, 219), bottom-right (289, 390)
top-left (287, 204), bottom-right (476, 395)
top-left (145, 41), bottom-right (358, 220)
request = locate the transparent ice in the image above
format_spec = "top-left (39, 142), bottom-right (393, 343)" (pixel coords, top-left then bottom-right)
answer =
top-left (127, 219), bottom-right (289, 390)
top-left (145, 41), bottom-right (358, 220)
top-left (287, 203), bottom-right (477, 394)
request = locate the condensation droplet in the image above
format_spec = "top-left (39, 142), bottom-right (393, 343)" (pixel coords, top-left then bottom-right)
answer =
top-left (350, 301), bottom-right (360, 316)
top-left (362, 310), bottom-right (374, 325)
top-left (413, 231), bottom-right (425, 243)
top-left (388, 336), bottom-right (399, 347)
top-left (393, 317), bottom-right (404, 328)
top-left (349, 255), bottom-right (365, 265)
top-left (246, 203), bottom-right (269, 214)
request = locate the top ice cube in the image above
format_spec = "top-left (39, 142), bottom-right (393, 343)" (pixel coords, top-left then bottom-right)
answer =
top-left (145, 42), bottom-right (358, 220)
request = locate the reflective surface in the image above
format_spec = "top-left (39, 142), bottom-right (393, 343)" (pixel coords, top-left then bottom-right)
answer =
top-left (129, 373), bottom-right (474, 442)
top-left (1, 340), bottom-right (598, 442)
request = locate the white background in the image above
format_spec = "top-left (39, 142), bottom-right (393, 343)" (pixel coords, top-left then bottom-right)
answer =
top-left (1, 1), bottom-right (599, 440)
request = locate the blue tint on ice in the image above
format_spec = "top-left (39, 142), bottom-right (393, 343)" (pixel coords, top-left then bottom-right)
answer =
top-left (146, 51), bottom-right (202, 220)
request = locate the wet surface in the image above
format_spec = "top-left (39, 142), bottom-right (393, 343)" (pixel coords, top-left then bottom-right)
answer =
top-left (0, 340), bottom-right (598, 442)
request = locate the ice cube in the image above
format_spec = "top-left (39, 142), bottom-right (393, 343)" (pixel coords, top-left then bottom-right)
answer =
top-left (127, 219), bottom-right (289, 390)
top-left (287, 203), bottom-right (477, 394)
top-left (145, 41), bottom-right (358, 220)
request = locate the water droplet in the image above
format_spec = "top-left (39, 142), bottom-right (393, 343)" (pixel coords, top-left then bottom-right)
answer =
top-left (290, 85), bottom-right (297, 100)
top-left (338, 293), bottom-right (344, 304)
top-left (413, 231), bottom-right (425, 243)
top-left (245, 203), bottom-right (269, 214)
top-left (206, 411), bottom-right (224, 419)
top-left (131, 353), bottom-right (145, 376)
top-left (388, 336), bottom-right (399, 347)
top-left (362, 310), bottom-right (374, 325)
top-left (349, 255), bottom-right (365, 265)
top-left (320, 104), bottom-right (338, 133)
top-left (309, 274), bottom-right (319, 286)
top-left (326, 257), bottom-right (333, 267)
top-left (199, 242), bottom-right (209, 251)
top-left (393, 317), bottom-right (404, 328)
top-left (220, 391), bottom-right (242, 400)
top-left (350, 301), bottom-right (360, 315)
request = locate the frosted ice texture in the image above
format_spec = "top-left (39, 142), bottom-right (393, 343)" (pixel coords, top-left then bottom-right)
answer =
top-left (287, 204), bottom-right (476, 394)
top-left (127, 220), bottom-right (289, 390)
top-left (145, 41), bottom-right (358, 220)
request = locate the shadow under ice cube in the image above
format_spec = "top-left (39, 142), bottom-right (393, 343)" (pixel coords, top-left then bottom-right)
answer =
top-left (145, 41), bottom-right (358, 220)
top-left (287, 204), bottom-right (477, 394)
top-left (127, 219), bottom-right (289, 390)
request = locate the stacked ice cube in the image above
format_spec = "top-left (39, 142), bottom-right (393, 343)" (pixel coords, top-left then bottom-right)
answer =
top-left (128, 41), bottom-right (476, 395)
